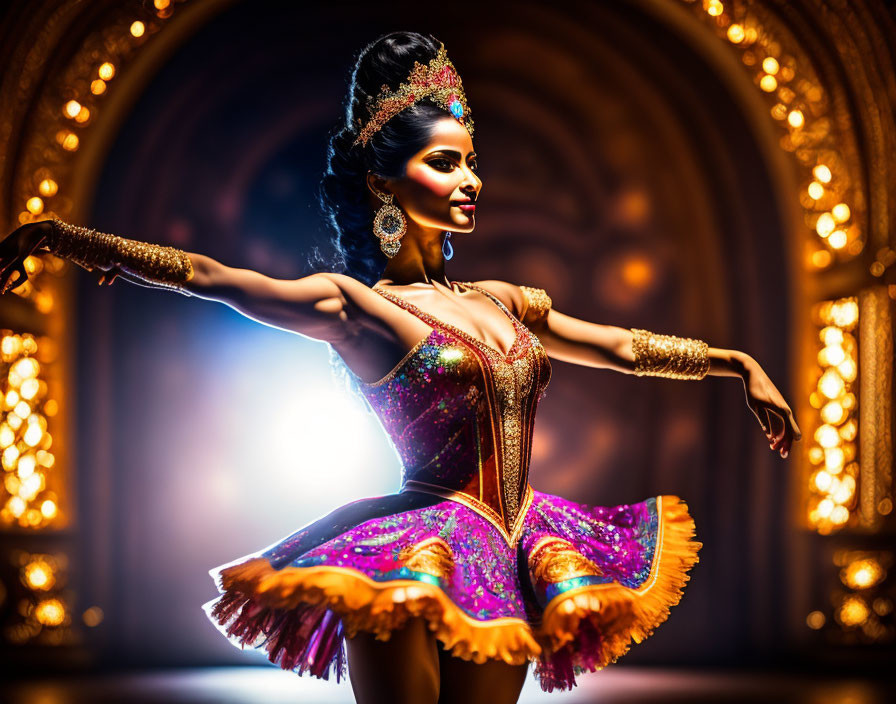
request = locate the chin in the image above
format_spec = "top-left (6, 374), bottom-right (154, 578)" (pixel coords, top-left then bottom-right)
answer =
top-left (450, 218), bottom-right (475, 232)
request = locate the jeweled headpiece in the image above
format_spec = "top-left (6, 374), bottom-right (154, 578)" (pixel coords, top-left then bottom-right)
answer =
top-left (353, 42), bottom-right (474, 147)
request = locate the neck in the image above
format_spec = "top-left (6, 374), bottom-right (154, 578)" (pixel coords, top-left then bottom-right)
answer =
top-left (377, 220), bottom-right (452, 288)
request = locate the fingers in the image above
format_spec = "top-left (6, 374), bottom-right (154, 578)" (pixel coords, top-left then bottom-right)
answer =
top-left (0, 260), bottom-right (27, 294)
top-left (770, 415), bottom-right (785, 444)
top-left (0, 261), bottom-right (16, 292)
top-left (774, 407), bottom-right (801, 459)
top-left (762, 409), bottom-right (792, 459)
top-left (769, 411), bottom-right (796, 458)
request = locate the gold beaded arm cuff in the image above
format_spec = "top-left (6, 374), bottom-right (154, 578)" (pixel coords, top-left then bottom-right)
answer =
top-left (520, 285), bottom-right (552, 326)
top-left (630, 328), bottom-right (710, 380)
top-left (44, 219), bottom-right (195, 296)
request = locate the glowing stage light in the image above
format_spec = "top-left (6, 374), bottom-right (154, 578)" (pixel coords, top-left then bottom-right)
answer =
top-left (832, 203), bottom-right (850, 222)
top-left (828, 230), bottom-right (847, 249)
top-left (813, 164), bottom-right (832, 183)
top-left (34, 597), bottom-right (65, 626)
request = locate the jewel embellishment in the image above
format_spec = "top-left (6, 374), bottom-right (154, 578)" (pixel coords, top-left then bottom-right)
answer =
top-left (373, 192), bottom-right (407, 258)
top-left (353, 42), bottom-right (474, 147)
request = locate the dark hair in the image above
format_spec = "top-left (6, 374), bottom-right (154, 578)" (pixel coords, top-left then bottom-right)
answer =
top-left (311, 31), bottom-right (457, 285)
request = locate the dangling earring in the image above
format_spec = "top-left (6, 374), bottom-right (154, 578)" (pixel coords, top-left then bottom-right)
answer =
top-left (442, 231), bottom-right (454, 260)
top-left (373, 191), bottom-right (407, 258)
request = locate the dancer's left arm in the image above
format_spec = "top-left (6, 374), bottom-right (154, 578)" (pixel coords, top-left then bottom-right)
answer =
top-left (473, 279), bottom-right (802, 459)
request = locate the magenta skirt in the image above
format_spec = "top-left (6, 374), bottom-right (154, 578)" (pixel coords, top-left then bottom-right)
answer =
top-left (203, 488), bottom-right (701, 692)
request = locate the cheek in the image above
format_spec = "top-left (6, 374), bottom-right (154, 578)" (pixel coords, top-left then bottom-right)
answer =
top-left (409, 170), bottom-right (455, 200)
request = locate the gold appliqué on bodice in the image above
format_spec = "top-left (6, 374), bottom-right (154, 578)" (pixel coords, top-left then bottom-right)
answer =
top-left (491, 341), bottom-right (537, 521)
top-left (429, 282), bottom-right (547, 527)
top-left (365, 282), bottom-right (551, 546)
top-left (527, 536), bottom-right (604, 582)
top-left (397, 536), bottom-right (455, 581)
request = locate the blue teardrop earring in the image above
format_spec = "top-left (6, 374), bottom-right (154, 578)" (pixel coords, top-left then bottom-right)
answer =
top-left (442, 231), bottom-right (454, 260)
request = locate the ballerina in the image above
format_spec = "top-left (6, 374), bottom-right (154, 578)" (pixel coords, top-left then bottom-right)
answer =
top-left (0, 30), bottom-right (800, 704)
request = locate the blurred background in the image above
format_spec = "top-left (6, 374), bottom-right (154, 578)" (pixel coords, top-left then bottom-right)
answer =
top-left (0, 0), bottom-right (894, 701)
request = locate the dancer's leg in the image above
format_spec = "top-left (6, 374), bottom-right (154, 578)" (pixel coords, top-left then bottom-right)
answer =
top-left (345, 616), bottom-right (440, 704)
top-left (436, 643), bottom-right (529, 704)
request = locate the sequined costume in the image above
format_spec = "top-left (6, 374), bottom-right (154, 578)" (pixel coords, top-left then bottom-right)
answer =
top-left (203, 281), bottom-right (702, 692)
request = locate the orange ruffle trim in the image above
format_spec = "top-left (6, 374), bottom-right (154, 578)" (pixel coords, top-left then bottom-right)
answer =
top-left (535, 495), bottom-right (703, 670)
top-left (215, 557), bottom-right (540, 666)
top-left (211, 494), bottom-right (701, 674)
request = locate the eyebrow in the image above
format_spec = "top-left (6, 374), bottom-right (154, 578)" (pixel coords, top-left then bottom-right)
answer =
top-left (427, 149), bottom-right (477, 159)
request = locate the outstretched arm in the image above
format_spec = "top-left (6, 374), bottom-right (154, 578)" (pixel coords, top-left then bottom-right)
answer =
top-left (538, 311), bottom-right (744, 378)
top-left (0, 219), bottom-right (368, 346)
top-left (473, 278), bottom-right (801, 459)
top-left (177, 252), bottom-right (361, 344)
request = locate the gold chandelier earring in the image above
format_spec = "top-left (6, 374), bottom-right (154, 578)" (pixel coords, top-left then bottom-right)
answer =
top-left (373, 190), bottom-right (407, 258)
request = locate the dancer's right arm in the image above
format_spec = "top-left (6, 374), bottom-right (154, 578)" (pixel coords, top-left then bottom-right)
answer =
top-left (0, 220), bottom-right (368, 346)
top-left (183, 255), bottom-right (364, 344)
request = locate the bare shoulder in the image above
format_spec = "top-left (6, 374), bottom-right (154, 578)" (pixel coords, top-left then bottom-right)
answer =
top-left (467, 279), bottom-right (526, 318)
top-left (311, 271), bottom-right (417, 338)
top-left (312, 271), bottom-right (382, 310)
top-left (469, 278), bottom-right (553, 330)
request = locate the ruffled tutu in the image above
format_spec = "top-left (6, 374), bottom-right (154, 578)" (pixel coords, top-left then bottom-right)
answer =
top-left (203, 489), bottom-right (701, 692)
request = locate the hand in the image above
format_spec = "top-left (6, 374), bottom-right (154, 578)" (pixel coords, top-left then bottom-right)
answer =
top-left (0, 221), bottom-right (52, 294)
top-left (740, 354), bottom-right (802, 458)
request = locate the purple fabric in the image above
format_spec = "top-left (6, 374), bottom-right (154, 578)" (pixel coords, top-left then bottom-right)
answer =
top-left (263, 491), bottom-right (658, 623)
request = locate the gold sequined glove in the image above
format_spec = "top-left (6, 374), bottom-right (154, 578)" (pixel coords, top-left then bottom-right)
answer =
top-left (520, 285), bottom-right (552, 326)
top-left (42, 218), bottom-right (195, 296)
top-left (630, 328), bottom-right (710, 380)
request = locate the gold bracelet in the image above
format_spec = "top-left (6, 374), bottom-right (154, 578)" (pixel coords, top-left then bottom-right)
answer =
top-left (630, 328), bottom-right (710, 380)
top-left (520, 285), bottom-right (551, 324)
top-left (46, 219), bottom-right (194, 295)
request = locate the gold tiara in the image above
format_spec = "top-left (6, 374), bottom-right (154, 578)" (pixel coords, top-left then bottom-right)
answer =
top-left (353, 42), bottom-right (474, 147)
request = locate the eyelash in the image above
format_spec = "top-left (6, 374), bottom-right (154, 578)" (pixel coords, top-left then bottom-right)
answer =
top-left (429, 158), bottom-right (479, 173)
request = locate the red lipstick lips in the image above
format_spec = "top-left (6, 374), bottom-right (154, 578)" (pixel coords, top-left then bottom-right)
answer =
top-left (452, 197), bottom-right (475, 214)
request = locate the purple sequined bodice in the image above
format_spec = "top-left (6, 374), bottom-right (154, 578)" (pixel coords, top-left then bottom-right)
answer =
top-left (354, 282), bottom-right (552, 545)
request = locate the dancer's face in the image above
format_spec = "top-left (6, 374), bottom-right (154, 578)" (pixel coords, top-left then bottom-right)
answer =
top-left (369, 116), bottom-right (482, 234)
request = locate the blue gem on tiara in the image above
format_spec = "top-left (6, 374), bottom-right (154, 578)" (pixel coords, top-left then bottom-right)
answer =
top-left (449, 100), bottom-right (464, 119)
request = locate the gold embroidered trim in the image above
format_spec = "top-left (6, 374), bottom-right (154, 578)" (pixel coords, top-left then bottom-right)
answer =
top-left (46, 218), bottom-right (194, 294)
top-left (397, 536), bottom-right (455, 581)
top-left (520, 285), bottom-right (552, 325)
top-left (527, 536), bottom-right (604, 584)
top-left (630, 328), bottom-right (710, 380)
top-left (370, 282), bottom-right (541, 533)
top-left (402, 480), bottom-right (534, 548)
top-left (456, 282), bottom-right (537, 525)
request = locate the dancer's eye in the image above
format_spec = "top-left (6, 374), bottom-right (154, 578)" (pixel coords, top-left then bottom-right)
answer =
top-left (427, 158), bottom-right (453, 172)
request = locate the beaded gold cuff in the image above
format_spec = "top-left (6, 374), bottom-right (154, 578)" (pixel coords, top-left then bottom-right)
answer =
top-left (520, 285), bottom-right (551, 326)
top-left (630, 328), bottom-right (710, 380)
top-left (45, 219), bottom-right (194, 296)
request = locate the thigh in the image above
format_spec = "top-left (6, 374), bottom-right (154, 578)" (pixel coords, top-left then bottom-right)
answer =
top-left (436, 643), bottom-right (529, 704)
top-left (345, 616), bottom-right (440, 704)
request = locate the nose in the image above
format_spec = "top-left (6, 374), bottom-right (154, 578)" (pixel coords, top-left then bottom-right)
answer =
top-left (462, 168), bottom-right (481, 194)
